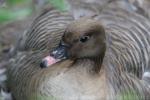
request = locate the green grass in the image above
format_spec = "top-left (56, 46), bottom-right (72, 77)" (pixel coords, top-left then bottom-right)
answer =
top-left (48, 0), bottom-right (69, 11)
top-left (6, 0), bottom-right (31, 6)
top-left (0, 8), bottom-right (32, 23)
top-left (0, 0), bottom-right (68, 24)
top-left (117, 90), bottom-right (142, 100)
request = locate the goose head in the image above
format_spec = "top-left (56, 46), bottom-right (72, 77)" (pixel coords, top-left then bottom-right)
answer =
top-left (40, 18), bottom-right (106, 68)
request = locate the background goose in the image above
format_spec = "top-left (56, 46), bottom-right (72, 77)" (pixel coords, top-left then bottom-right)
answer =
top-left (9, 7), bottom-right (74, 56)
top-left (128, 0), bottom-right (150, 18)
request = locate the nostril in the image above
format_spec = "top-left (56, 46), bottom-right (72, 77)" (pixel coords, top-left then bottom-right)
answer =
top-left (50, 50), bottom-right (58, 57)
top-left (40, 60), bottom-right (48, 68)
top-left (50, 45), bottom-right (68, 59)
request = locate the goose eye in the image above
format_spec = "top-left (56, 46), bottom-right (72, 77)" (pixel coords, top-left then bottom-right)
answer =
top-left (80, 36), bottom-right (90, 43)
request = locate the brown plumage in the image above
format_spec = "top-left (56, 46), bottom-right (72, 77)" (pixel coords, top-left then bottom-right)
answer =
top-left (6, 2), bottom-right (150, 100)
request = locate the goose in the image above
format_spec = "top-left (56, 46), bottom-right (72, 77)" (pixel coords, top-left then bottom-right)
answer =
top-left (7, 18), bottom-right (108, 100)
top-left (6, 2), bottom-right (150, 100)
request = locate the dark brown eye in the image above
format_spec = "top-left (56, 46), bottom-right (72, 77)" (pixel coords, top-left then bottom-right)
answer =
top-left (80, 36), bottom-right (90, 43)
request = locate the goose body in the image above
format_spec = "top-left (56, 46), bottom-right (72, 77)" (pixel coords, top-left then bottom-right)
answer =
top-left (8, 52), bottom-right (107, 100)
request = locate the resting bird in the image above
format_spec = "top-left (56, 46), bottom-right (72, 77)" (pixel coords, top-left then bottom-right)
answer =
top-left (6, 4), bottom-right (150, 100)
